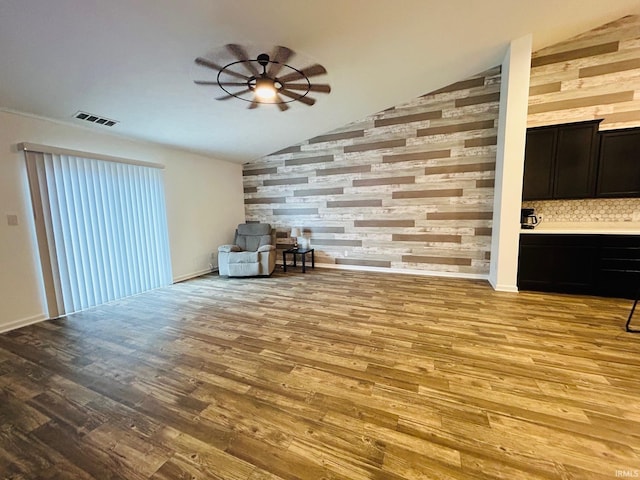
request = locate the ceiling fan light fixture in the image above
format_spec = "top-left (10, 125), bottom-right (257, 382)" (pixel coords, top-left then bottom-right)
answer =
top-left (254, 77), bottom-right (277, 100)
top-left (194, 45), bottom-right (330, 110)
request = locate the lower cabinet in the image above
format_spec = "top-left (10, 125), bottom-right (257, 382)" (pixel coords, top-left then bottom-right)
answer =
top-left (518, 234), bottom-right (640, 299)
top-left (518, 235), bottom-right (598, 295)
top-left (597, 236), bottom-right (640, 299)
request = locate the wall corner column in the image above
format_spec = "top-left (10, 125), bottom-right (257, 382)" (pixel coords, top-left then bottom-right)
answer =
top-left (489, 34), bottom-right (532, 292)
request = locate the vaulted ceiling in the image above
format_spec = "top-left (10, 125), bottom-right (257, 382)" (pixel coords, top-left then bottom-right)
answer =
top-left (1, 0), bottom-right (639, 163)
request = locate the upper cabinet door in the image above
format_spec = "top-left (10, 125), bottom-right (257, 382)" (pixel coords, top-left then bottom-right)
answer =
top-left (522, 127), bottom-right (556, 200)
top-left (597, 128), bottom-right (640, 198)
top-left (522, 120), bottom-right (601, 201)
top-left (553, 122), bottom-right (600, 199)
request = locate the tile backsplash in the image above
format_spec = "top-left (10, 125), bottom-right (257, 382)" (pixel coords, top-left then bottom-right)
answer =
top-left (522, 198), bottom-right (640, 223)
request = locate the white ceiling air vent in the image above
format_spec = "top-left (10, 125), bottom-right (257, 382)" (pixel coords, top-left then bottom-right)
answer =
top-left (73, 111), bottom-right (118, 127)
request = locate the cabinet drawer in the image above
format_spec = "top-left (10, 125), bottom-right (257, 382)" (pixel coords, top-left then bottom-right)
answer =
top-left (597, 236), bottom-right (640, 298)
top-left (597, 270), bottom-right (640, 299)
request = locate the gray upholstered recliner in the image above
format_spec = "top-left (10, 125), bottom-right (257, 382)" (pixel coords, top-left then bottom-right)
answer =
top-left (218, 223), bottom-right (276, 277)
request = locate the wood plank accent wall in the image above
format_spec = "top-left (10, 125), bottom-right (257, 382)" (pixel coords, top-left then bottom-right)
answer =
top-left (528, 15), bottom-right (640, 130)
top-left (242, 67), bottom-right (501, 275)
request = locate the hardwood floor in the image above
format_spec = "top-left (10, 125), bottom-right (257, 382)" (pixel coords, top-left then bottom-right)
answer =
top-left (1, 268), bottom-right (639, 479)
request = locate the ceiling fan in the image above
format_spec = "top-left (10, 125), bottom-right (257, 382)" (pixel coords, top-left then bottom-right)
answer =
top-left (194, 44), bottom-right (331, 111)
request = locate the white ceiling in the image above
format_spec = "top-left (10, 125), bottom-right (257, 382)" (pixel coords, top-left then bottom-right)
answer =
top-left (2, 0), bottom-right (640, 164)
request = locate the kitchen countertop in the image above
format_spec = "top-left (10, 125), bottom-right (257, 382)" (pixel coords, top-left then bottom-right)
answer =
top-left (520, 221), bottom-right (640, 235)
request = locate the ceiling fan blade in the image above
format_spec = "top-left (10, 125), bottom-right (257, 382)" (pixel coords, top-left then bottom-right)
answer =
top-left (195, 57), bottom-right (224, 71)
top-left (301, 64), bottom-right (328, 78)
top-left (279, 89), bottom-right (316, 106)
top-left (215, 88), bottom-right (251, 100)
top-left (278, 64), bottom-right (327, 83)
top-left (195, 57), bottom-right (249, 80)
top-left (226, 44), bottom-right (259, 77)
top-left (275, 95), bottom-right (290, 112)
top-left (196, 80), bottom-right (248, 87)
top-left (277, 71), bottom-right (303, 83)
top-left (248, 99), bottom-right (260, 109)
top-left (267, 46), bottom-right (294, 78)
top-left (285, 83), bottom-right (331, 93)
top-left (217, 81), bottom-right (249, 87)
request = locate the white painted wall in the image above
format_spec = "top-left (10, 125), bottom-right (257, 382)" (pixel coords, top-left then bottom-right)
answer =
top-left (0, 110), bottom-right (245, 332)
top-left (489, 35), bottom-right (532, 292)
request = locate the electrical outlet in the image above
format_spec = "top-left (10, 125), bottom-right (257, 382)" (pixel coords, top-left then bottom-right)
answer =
top-left (344, 250), bottom-right (348, 257)
top-left (6, 214), bottom-right (18, 226)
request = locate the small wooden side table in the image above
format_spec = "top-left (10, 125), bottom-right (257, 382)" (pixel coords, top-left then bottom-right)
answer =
top-left (283, 248), bottom-right (315, 273)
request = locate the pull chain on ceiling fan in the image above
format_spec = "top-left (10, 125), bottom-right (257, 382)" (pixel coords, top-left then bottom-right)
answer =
top-left (194, 44), bottom-right (331, 111)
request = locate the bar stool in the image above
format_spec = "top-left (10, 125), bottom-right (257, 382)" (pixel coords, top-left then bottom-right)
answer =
top-left (626, 287), bottom-right (640, 333)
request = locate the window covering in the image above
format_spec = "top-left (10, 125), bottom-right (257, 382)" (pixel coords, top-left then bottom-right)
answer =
top-left (25, 149), bottom-right (172, 316)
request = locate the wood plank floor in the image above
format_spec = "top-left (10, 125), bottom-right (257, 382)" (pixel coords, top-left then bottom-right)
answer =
top-left (1, 268), bottom-right (639, 479)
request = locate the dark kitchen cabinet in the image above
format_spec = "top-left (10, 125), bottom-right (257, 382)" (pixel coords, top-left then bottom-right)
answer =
top-left (518, 234), bottom-right (640, 299)
top-left (597, 236), bottom-right (640, 299)
top-left (518, 234), bottom-right (597, 294)
top-left (522, 120), bottom-right (601, 201)
top-left (596, 128), bottom-right (640, 198)
top-left (553, 122), bottom-right (600, 198)
top-left (522, 128), bottom-right (556, 200)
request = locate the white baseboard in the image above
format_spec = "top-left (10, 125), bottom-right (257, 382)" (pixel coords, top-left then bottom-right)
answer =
top-left (492, 284), bottom-right (519, 293)
top-left (173, 268), bottom-right (216, 283)
top-left (0, 313), bottom-right (48, 334)
top-left (488, 277), bottom-right (519, 292)
top-left (315, 263), bottom-right (490, 281)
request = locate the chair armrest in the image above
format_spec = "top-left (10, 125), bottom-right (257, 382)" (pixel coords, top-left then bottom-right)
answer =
top-left (218, 244), bottom-right (242, 253)
top-left (257, 244), bottom-right (275, 252)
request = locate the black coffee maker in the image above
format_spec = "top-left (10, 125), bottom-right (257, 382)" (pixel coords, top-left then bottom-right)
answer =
top-left (521, 208), bottom-right (539, 229)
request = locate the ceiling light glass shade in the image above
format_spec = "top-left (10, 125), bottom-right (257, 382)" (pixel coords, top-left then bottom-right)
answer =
top-left (254, 77), bottom-right (277, 100)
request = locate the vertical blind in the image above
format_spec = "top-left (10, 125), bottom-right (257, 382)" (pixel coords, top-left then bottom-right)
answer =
top-left (25, 148), bottom-right (172, 316)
